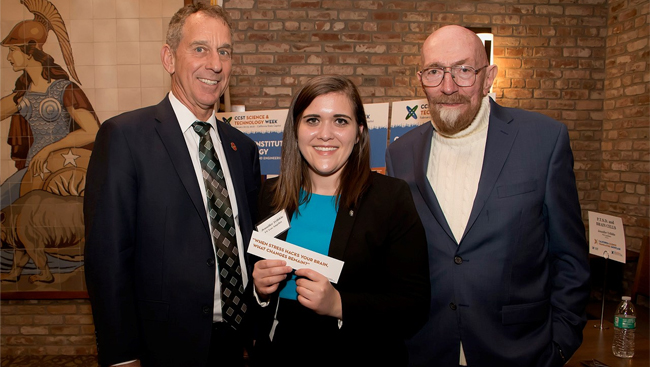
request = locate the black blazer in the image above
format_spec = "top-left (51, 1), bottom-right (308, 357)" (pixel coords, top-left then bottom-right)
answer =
top-left (255, 172), bottom-right (430, 365)
top-left (84, 96), bottom-right (261, 367)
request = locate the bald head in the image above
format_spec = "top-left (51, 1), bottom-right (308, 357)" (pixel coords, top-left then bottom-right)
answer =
top-left (417, 25), bottom-right (497, 136)
top-left (421, 25), bottom-right (489, 68)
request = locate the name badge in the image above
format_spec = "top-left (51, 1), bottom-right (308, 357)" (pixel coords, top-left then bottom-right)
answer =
top-left (256, 210), bottom-right (290, 238)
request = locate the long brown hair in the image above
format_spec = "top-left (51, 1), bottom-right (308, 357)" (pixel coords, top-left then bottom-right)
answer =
top-left (12, 41), bottom-right (69, 103)
top-left (271, 75), bottom-right (372, 215)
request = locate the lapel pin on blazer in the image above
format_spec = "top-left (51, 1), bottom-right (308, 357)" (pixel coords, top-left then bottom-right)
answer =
top-left (231, 142), bottom-right (237, 151)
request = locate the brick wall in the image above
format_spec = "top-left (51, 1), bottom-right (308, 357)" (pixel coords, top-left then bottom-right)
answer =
top-left (223, 0), bottom-right (648, 251)
top-left (226, 0), bottom-right (609, 232)
top-left (1, 299), bottom-right (96, 356)
top-left (601, 0), bottom-right (650, 252)
top-left (2, 0), bottom-right (648, 358)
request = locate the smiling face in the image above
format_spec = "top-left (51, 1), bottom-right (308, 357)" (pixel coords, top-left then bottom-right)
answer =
top-left (420, 25), bottom-right (497, 136)
top-left (161, 11), bottom-right (232, 121)
top-left (297, 92), bottom-right (362, 187)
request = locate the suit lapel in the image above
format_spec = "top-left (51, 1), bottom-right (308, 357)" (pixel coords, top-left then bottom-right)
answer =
top-left (462, 100), bottom-right (517, 240)
top-left (215, 121), bottom-right (253, 245)
top-left (153, 97), bottom-right (210, 233)
top-left (216, 122), bottom-right (244, 203)
top-left (413, 123), bottom-right (456, 243)
top-left (329, 200), bottom-right (358, 260)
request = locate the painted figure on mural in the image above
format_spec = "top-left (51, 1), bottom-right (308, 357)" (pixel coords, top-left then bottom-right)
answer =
top-left (0, 0), bottom-right (99, 285)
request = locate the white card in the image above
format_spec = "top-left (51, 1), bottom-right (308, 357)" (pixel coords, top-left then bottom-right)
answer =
top-left (588, 211), bottom-right (627, 263)
top-left (247, 230), bottom-right (344, 283)
top-left (256, 210), bottom-right (290, 238)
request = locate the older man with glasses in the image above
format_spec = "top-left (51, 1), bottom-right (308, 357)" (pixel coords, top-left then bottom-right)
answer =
top-left (386, 25), bottom-right (590, 367)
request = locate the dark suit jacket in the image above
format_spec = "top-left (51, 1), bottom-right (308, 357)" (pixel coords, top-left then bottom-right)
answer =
top-left (84, 97), bottom-right (261, 367)
top-left (254, 172), bottom-right (430, 365)
top-left (386, 99), bottom-right (590, 367)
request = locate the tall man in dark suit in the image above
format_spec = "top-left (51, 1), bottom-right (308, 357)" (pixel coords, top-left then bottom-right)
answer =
top-left (84, 4), bottom-right (261, 367)
top-left (386, 25), bottom-right (590, 367)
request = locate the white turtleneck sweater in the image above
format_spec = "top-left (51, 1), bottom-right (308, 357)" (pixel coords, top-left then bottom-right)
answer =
top-left (426, 95), bottom-right (491, 366)
top-left (427, 95), bottom-right (490, 243)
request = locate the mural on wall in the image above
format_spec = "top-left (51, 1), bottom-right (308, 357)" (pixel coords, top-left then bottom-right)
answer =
top-left (1, 0), bottom-right (99, 294)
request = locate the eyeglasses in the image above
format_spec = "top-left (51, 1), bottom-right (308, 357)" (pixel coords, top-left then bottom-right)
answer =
top-left (418, 65), bottom-right (488, 87)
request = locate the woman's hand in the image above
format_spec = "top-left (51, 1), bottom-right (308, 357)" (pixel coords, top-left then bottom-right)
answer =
top-left (29, 147), bottom-right (53, 177)
top-left (295, 268), bottom-right (342, 319)
top-left (252, 259), bottom-right (292, 301)
top-left (26, 106), bottom-right (100, 179)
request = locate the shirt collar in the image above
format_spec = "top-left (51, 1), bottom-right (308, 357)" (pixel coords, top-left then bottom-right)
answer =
top-left (168, 91), bottom-right (217, 133)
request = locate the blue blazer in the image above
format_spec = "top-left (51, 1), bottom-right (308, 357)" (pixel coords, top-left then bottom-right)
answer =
top-left (386, 99), bottom-right (590, 367)
top-left (84, 97), bottom-right (261, 367)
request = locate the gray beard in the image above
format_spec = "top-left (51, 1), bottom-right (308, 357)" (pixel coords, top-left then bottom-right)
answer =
top-left (438, 107), bottom-right (463, 130)
top-left (431, 106), bottom-right (474, 136)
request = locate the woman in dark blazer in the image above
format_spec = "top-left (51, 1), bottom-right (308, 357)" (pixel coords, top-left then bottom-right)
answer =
top-left (250, 75), bottom-right (430, 367)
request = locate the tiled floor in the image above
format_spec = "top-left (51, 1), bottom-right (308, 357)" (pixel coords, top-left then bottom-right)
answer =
top-left (2, 299), bottom-right (646, 367)
top-left (1, 355), bottom-right (98, 367)
top-left (1, 354), bottom-right (254, 366)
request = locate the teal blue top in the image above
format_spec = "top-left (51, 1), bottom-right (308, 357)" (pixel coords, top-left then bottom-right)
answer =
top-left (279, 192), bottom-right (337, 300)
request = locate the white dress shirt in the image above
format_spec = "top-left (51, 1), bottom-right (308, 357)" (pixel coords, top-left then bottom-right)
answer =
top-left (169, 92), bottom-right (249, 322)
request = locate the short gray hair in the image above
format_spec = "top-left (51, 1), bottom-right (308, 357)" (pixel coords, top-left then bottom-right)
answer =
top-left (165, 3), bottom-right (233, 52)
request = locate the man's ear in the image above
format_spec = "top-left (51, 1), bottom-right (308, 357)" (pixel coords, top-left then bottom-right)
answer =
top-left (161, 44), bottom-right (175, 75)
top-left (483, 64), bottom-right (498, 95)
